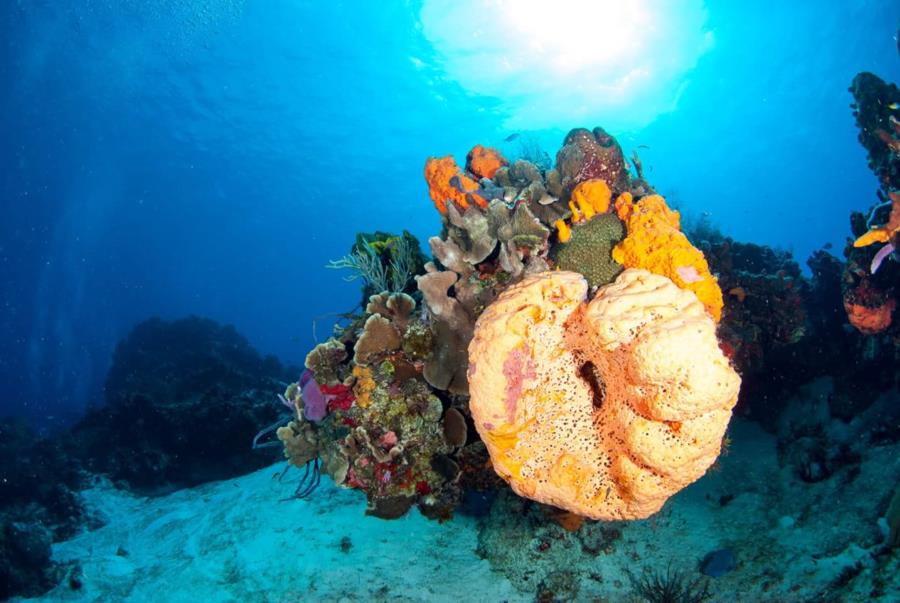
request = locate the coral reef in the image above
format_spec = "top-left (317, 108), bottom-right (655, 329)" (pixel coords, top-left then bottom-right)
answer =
top-left (278, 291), bottom-right (464, 519)
top-left (844, 70), bottom-right (900, 338)
top-left (467, 270), bottom-right (739, 520)
top-left (850, 72), bottom-right (900, 192)
top-left (695, 224), bottom-right (895, 425)
top-left (293, 129), bottom-right (744, 522)
top-left (703, 238), bottom-right (808, 374)
top-left (67, 316), bottom-right (297, 492)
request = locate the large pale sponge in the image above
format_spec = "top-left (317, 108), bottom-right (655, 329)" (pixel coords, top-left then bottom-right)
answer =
top-left (467, 269), bottom-right (740, 520)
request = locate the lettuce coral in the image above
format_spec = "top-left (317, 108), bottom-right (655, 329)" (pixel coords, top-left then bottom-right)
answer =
top-left (353, 314), bottom-right (401, 366)
top-left (467, 269), bottom-right (739, 520)
top-left (612, 195), bottom-right (724, 321)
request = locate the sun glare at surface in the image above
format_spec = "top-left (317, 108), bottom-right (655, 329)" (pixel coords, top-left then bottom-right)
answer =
top-left (419, 0), bottom-right (713, 131)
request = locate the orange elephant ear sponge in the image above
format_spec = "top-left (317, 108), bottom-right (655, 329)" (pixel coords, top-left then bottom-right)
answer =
top-left (467, 269), bottom-right (740, 520)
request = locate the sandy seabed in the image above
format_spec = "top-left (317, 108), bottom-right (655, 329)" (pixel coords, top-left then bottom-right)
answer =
top-left (22, 417), bottom-right (900, 603)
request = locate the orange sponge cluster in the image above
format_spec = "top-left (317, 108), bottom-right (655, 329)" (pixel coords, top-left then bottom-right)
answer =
top-left (844, 298), bottom-right (896, 334)
top-left (612, 195), bottom-right (724, 321)
top-left (424, 155), bottom-right (483, 215)
top-left (466, 144), bottom-right (507, 180)
top-left (467, 269), bottom-right (739, 520)
top-left (554, 179), bottom-right (616, 243)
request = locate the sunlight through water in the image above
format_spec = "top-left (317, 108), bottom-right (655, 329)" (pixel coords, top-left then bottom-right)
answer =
top-left (420, 0), bottom-right (714, 131)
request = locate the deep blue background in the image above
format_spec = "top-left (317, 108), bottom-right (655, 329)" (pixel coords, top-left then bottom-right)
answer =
top-left (1, 1), bottom-right (898, 429)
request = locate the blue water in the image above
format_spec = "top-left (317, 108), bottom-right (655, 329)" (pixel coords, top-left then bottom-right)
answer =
top-left (1, 0), bottom-right (898, 429)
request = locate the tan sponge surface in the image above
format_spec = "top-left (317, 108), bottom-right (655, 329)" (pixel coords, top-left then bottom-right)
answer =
top-left (467, 269), bottom-right (740, 520)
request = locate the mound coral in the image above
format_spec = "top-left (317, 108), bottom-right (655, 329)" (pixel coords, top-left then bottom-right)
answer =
top-left (467, 269), bottom-right (740, 520)
top-left (850, 72), bottom-right (900, 191)
top-left (555, 127), bottom-right (630, 199)
top-left (613, 195), bottom-right (724, 321)
top-left (552, 213), bottom-right (625, 288)
top-left (424, 155), bottom-right (483, 215)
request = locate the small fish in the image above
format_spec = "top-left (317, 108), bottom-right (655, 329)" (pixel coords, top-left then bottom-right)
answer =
top-left (889, 102), bottom-right (899, 110)
top-left (823, 242), bottom-right (833, 250)
top-left (504, 133), bottom-right (520, 142)
top-left (728, 287), bottom-right (747, 303)
top-left (637, 144), bottom-right (650, 150)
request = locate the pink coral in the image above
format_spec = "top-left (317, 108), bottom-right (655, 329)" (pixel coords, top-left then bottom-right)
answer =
top-left (502, 344), bottom-right (536, 423)
top-left (299, 369), bottom-right (328, 421)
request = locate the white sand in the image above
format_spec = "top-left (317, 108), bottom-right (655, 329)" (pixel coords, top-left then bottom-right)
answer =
top-left (22, 417), bottom-right (900, 602)
top-left (28, 467), bottom-right (523, 603)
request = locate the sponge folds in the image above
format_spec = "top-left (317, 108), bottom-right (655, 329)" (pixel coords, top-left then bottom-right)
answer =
top-left (467, 269), bottom-right (740, 520)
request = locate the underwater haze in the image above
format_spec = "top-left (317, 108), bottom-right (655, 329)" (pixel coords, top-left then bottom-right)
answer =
top-left (2, 1), bottom-right (896, 427)
top-left (2, 2), bottom-right (900, 601)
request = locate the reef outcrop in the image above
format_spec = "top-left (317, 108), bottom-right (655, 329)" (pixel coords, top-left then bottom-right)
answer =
top-left (843, 71), bottom-right (899, 337)
top-left (67, 316), bottom-right (296, 493)
top-left (303, 127), bottom-right (742, 521)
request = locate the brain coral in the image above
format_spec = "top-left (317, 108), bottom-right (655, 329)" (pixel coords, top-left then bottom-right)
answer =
top-left (552, 213), bottom-right (625, 288)
top-left (613, 194), bottom-right (724, 321)
top-left (467, 269), bottom-right (740, 520)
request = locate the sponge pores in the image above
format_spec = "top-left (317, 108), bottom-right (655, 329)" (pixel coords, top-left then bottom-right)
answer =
top-left (467, 269), bottom-right (740, 520)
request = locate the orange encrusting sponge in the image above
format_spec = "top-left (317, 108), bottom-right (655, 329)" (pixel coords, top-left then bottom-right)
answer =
top-left (424, 155), bottom-right (483, 215)
top-left (466, 144), bottom-right (507, 180)
top-left (569, 179), bottom-right (612, 221)
top-left (612, 194), bottom-right (724, 321)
